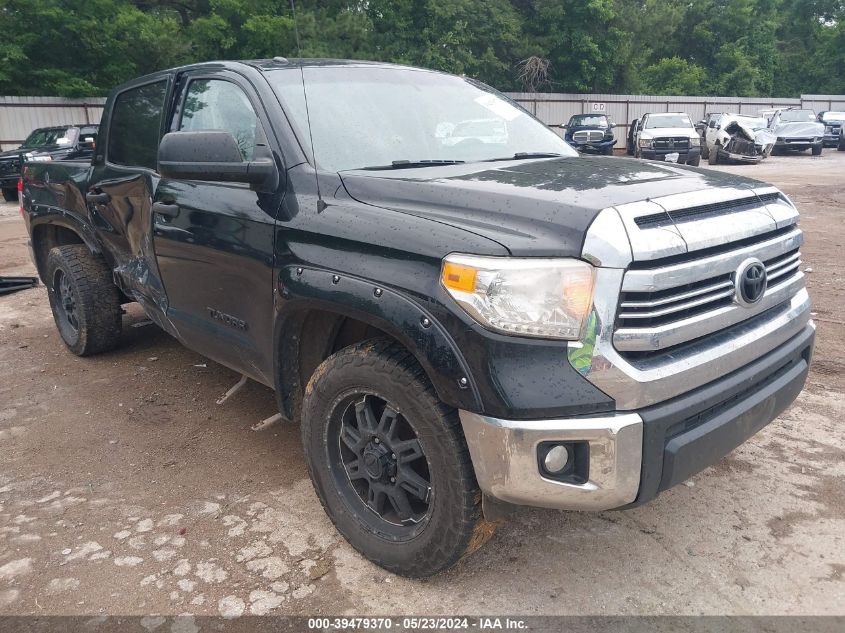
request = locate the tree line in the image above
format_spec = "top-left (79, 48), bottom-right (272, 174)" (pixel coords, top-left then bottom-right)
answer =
top-left (1, 0), bottom-right (843, 98)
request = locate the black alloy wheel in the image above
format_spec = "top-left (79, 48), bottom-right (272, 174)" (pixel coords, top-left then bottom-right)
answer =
top-left (330, 393), bottom-right (432, 532)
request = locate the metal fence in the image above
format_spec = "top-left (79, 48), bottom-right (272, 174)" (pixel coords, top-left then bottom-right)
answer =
top-left (1, 92), bottom-right (844, 153)
top-left (505, 92), bottom-right (845, 149)
top-left (0, 97), bottom-right (106, 151)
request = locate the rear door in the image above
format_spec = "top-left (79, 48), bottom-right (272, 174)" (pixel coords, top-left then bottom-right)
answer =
top-left (87, 76), bottom-right (172, 324)
top-left (151, 69), bottom-right (281, 385)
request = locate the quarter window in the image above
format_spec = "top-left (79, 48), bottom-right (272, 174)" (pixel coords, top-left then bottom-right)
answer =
top-left (180, 79), bottom-right (262, 160)
top-left (108, 80), bottom-right (168, 170)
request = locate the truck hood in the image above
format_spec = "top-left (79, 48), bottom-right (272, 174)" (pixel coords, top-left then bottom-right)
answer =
top-left (771, 121), bottom-right (824, 137)
top-left (339, 156), bottom-right (764, 257)
top-left (638, 127), bottom-right (697, 139)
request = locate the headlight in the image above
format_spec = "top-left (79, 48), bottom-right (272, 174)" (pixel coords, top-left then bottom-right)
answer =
top-left (441, 255), bottom-right (595, 339)
top-left (689, 136), bottom-right (700, 146)
top-left (638, 139), bottom-right (652, 148)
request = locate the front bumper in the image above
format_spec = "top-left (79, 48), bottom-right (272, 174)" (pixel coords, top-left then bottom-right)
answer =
top-left (0, 175), bottom-right (19, 189)
top-left (640, 147), bottom-right (700, 163)
top-left (775, 139), bottom-right (820, 150)
top-left (568, 138), bottom-right (616, 153)
top-left (717, 147), bottom-right (762, 163)
top-left (822, 133), bottom-right (841, 147)
top-left (460, 322), bottom-right (813, 511)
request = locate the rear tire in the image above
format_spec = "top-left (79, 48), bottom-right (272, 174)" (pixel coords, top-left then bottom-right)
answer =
top-left (45, 245), bottom-right (122, 356)
top-left (2, 187), bottom-right (16, 202)
top-left (301, 338), bottom-right (490, 577)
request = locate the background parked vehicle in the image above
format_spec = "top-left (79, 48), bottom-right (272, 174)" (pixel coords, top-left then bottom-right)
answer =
top-left (0, 124), bottom-right (98, 201)
top-left (626, 118), bottom-right (639, 155)
top-left (563, 113), bottom-right (615, 154)
top-left (702, 113), bottom-right (775, 165)
top-left (817, 111), bottom-right (845, 147)
top-left (765, 108), bottom-right (824, 155)
top-left (633, 112), bottom-right (701, 165)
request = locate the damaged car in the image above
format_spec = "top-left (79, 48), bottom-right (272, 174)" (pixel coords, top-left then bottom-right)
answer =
top-left (817, 111), bottom-right (845, 148)
top-left (702, 113), bottom-right (775, 165)
top-left (765, 108), bottom-right (824, 155)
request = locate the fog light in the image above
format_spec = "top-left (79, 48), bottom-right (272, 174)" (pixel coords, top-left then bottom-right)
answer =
top-left (543, 445), bottom-right (570, 474)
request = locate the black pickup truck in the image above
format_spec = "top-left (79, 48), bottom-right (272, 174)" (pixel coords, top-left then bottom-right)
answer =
top-left (0, 124), bottom-right (98, 201)
top-left (22, 59), bottom-right (814, 577)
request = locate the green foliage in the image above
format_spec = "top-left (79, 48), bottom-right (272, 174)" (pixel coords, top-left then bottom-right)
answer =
top-left (641, 57), bottom-right (708, 95)
top-left (1, 0), bottom-right (844, 97)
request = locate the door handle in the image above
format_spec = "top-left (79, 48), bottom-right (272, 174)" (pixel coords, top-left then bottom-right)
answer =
top-left (152, 201), bottom-right (180, 218)
top-left (86, 191), bottom-right (110, 204)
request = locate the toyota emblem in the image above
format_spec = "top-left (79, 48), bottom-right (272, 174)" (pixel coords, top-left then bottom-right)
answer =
top-left (735, 259), bottom-right (767, 306)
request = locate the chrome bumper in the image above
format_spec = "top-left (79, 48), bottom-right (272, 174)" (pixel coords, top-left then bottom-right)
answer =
top-left (459, 411), bottom-right (643, 511)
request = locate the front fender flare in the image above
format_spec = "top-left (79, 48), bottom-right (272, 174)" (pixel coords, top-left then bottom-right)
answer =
top-left (274, 265), bottom-right (482, 419)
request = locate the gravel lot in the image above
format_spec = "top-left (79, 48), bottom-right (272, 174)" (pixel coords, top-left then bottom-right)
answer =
top-left (0, 152), bottom-right (843, 619)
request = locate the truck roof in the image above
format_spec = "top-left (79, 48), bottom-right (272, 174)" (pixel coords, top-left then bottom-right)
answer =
top-left (111, 59), bottom-right (446, 94)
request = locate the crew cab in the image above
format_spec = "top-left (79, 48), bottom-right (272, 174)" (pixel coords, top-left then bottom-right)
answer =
top-left (633, 112), bottom-right (701, 165)
top-left (764, 108), bottom-right (825, 155)
top-left (563, 113), bottom-right (616, 155)
top-left (701, 113), bottom-right (775, 165)
top-left (817, 111), bottom-right (845, 148)
top-left (0, 124), bottom-right (98, 201)
top-left (22, 60), bottom-right (814, 577)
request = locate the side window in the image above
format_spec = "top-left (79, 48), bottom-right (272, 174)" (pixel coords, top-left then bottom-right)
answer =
top-left (180, 79), bottom-right (262, 161)
top-left (108, 80), bottom-right (168, 170)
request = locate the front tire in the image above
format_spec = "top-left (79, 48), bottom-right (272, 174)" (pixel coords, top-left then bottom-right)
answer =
top-left (301, 338), bottom-right (490, 577)
top-left (45, 245), bottom-right (122, 356)
top-left (709, 147), bottom-right (720, 165)
top-left (2, 187), bottom-right (16, 202)
top-left (687, 154), bottom-right (701, 166)
top-left (812, 143), bottom-right (823, 156)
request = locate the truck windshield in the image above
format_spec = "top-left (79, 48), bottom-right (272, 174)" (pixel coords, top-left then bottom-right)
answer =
top-left (21, 127), bottom-right (77, 149)
top-left (568, 115), bottom-right (608, 127)
top-left (267, 66), bottom-right (576, 172)
top-left (821, 112), bottom-right (845, 122)
top-left (779, 110), bottom-right (816, 123)
top-left (644, 114), bottom-right (692, 129)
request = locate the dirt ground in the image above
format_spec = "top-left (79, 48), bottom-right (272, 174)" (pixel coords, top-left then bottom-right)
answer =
top-left (0, 151), bottom-right (843, 619)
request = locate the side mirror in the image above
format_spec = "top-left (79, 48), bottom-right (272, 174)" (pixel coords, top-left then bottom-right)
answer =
top-left (708, 120), bottom-right (716, 128)
top-left (157, 130), bottom-right (277, 189)
top-left (79, 137), bottom-right (96, 151)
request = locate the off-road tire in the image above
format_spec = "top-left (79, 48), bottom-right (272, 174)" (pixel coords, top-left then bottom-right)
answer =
top-left (46, 245), bottom-right (122, 356)
top-left (812, 143), bottom-right (823, 156)
top-left (2, 187), bottom-right (16, 202)
top-left (301, 337), bottom-right (491, 577)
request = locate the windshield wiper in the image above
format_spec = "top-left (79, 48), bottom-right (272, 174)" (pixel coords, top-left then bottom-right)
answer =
top-left (482, 152), bottom-right (564, 162)
top-left (360, 159), bottom-right (466, 170)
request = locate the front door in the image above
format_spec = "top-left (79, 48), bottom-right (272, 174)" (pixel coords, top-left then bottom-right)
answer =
top-left (152, 71), bottom-right (281, 385)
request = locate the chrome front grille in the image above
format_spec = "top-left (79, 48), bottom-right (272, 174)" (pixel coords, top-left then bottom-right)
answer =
top-left (618, 246), bottom-right (801, 330)
top-left (614, 226), bottom-right (804, 353)
top-left (574, 130), bottom-right (605, 142)
top-left (574, 190), bottom-right (812, 410)
top-left (653, 136), bottom-right (690, 150)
